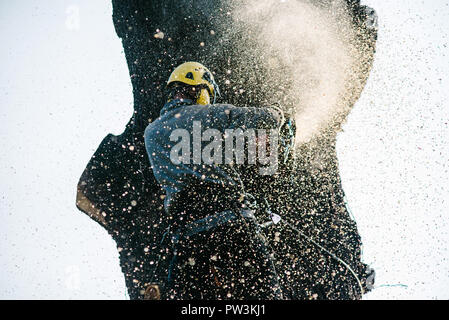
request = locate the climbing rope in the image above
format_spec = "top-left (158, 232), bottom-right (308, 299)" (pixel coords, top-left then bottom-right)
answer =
top-left (233, 151), bottom-right (365, 298)
top-left (260, 197), bottom-right (365, 297)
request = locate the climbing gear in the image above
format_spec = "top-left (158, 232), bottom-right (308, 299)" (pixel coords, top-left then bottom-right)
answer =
top-left (167, 61), bottom-right (220, 105)
top-left (260, 198), bottom-right (282, 228)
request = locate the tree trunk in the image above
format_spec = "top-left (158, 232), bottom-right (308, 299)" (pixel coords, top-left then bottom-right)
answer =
top-left (76, 0), bottom-right (377, 299)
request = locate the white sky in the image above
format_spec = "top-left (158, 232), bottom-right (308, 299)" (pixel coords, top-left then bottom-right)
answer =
top-left (0, 0), bottom-right (448, 299)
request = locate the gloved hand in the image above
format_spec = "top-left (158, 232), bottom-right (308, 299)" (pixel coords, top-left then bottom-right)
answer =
top-left (279, 116), bottom-right (296, 164)
top-left (265, 104), bottom-right (296, 165)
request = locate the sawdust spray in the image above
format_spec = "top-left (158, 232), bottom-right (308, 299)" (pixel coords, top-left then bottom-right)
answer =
top-left (224, 0), bottom-right (372, 145)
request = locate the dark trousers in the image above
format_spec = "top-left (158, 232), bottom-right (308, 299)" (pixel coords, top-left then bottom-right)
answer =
top-left (165, 212), bottom-right (283, 300)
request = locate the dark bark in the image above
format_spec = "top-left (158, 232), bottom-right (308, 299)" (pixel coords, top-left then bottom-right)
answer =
top-left (76, 0), bottom-right (377, 299)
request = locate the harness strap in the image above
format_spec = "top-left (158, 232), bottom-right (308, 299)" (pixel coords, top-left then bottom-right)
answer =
top-left (173, 208), bottom-right (256, 241)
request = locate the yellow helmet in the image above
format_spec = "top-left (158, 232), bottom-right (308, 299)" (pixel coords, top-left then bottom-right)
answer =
top-left (167, 62), bottom-right (220, 105)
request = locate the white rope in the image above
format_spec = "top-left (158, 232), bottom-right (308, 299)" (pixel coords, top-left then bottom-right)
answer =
top-left (262, 198), bottom-right (365, 296)
top-left (280, 220), bottom-right (365, 296)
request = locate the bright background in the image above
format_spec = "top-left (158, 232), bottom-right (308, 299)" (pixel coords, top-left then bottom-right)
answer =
top-left (0, 0), bottom-right (448, 299)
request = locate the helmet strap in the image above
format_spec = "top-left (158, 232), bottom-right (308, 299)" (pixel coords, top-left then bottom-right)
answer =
top-left (196, 88), bottom-right (211, 105)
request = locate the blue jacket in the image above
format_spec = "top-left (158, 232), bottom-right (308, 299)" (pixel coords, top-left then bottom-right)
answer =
top-left (144, 99), bottom-right (283, 211)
